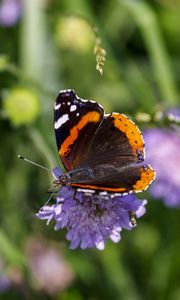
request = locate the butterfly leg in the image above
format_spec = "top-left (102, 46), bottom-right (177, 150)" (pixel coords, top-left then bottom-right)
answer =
top-left (73, 190), bottom-right (79, 201)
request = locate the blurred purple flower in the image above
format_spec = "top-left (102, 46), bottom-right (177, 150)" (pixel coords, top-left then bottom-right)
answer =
top-left (37, 167), bottom-right (147, 250)
top-left (166, 108), bottom-right (180, 120)
top-left (0, 276), bottom-right (10, 292)
top-left (26, 237), bottom-right (74, 295)
top-left (0, 259), bottom-right (10, 292)
top-left (144, 126), bottom-right (180, 208)
top-left (0, 0), bottom-right (22, 27)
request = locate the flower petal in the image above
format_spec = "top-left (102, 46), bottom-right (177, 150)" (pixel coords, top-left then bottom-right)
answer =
top-left (37, 172), bottom-right (148, 250)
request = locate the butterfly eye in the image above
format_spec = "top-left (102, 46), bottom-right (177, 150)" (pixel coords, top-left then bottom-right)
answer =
top-left (53, 174), bottom-right (71, 187)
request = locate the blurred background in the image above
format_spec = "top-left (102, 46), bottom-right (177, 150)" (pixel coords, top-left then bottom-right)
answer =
top-left (0, 0), bottom-right (180, 299)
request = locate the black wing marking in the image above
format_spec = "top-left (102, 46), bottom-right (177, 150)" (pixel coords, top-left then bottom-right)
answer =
top-left (77, 113), bottom-right (145, 169)
top-left (54, 90), bottom-right (104, 171)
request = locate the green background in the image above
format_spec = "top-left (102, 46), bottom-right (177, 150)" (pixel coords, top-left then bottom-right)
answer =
top-left (0, 0), bottom-right (180, 299)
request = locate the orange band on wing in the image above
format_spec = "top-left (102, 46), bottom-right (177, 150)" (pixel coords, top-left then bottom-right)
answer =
top-left (71, 183), bottom-right (127, 192)
top-left (112, 113), bottom-right (145, 158)
top-left (60, 111), bottom-right (101, 157)
top-left (133, 165), bottom-right (155, 192)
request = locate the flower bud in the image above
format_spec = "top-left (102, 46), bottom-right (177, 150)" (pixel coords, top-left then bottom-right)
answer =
top-left (3, 88), bottom-right (40, 126)
top-left (55, 16), bottom-right (94, 53)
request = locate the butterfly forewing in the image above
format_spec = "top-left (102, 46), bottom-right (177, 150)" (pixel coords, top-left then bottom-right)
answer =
top-left (54, 90), bottom-right (104, 171)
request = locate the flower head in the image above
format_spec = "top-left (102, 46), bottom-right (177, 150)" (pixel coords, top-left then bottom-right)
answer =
top-left (144, 125), bottom-right (180, 208)
top-left (0, 259), bottom-right (10, 292)
top-left (55, 16), bottom-right (94, 53)
top-left (26, 237), bottom-right (74, 295)
top-left (37, 168), bottom-right (147, 250)
top-left (0, 276), bottom-right (10, 292)
top-left (0, 0), bottom-right (21, 27)
top-left (3, 87), bottom-right (40, 126)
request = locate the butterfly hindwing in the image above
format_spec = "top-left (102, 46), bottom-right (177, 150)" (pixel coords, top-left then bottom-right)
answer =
top-left (70, 164), bottom-right (155, 193)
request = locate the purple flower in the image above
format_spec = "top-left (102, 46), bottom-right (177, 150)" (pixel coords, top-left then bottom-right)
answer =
top-left (0, 276), bottom-right (10, 292)
top-left (144, 127), bottom-right (180, 208)
top-left (0, 0), bottom-right (21, 27)
top-left (26, 237), bottom-right (74, 294)
top-left (37, 167), bottom-right (147, 250)
top-left (0, 259), bottom-right (10, 292)
top-left (165, 108), bottom-right (180, 122)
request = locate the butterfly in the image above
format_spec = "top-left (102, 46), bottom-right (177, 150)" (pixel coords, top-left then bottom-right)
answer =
top-left (54, 89), bottom-right (155, 194)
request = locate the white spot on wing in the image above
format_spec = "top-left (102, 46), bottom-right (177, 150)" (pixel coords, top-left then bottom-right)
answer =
top-left (70, 105), bottom-right (77, 112)
top-left (76, 96), bottom-right (96, 104)
top-left (77, 96), bottom-right (88, 103)
top-left (54, 103), bottom-right (61, 110)
top-left (59, 89), bottom-right (72, 93)
top-left (77, 188), bottom-right (95, 194)
top-left (135, 190), bottom-right (142, 193)
top-left (99, 191), bottom-right (108, 196)
top-left (54, 114), bottom-right (69, 129)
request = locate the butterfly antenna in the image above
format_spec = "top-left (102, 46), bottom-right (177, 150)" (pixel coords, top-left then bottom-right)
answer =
top-left (40, 192), bottom-right (55, 209)
top-left (47, 184), bottom-right (60, 193)
top-left (17, 155), bottom-right (51, 172)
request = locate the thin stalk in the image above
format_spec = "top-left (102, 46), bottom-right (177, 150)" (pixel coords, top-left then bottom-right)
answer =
top-left (120, 0), bottom-right (178, 105)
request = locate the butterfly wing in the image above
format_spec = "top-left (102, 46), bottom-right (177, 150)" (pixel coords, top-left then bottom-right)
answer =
top-left (76, 113), bottom-right (145, 168)
top-left (70, 113), bottom-right (155, 193)
top-left (70, 165), bottom-right (155, 193)
top-left (54, 90), bottom-right (104, 171)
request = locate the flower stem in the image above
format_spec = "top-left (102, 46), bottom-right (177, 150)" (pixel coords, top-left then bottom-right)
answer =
top-left (0, 229), bottom-right (25, 268)
top-left (120, 0), bottom-right (178, 105)
top-left (28, 128), bottom-right (57, 183)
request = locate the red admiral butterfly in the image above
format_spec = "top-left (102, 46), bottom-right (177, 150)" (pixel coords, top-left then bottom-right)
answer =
top-left (54, 89), bottom-right (155, 194)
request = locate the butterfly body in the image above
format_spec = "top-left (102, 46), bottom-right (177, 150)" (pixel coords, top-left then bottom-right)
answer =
top-left (54, 89), bottom-right (155, 194)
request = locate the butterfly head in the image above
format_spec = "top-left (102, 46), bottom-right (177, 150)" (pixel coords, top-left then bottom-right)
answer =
top-left (53, 173), bottom-right (71, 187)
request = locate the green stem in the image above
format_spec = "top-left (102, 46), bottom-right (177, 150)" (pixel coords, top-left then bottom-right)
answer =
top-left (0, 229), bottom-right (26, 268)
top-left (62, 0), bottom-right (124, 79)
top-left (6, 63), bottom-right (55, 97)
top-left (100, 245), bottom-right (142, 300)
top-left (21, 0), bottom-right (60, 92)
top-left (120, 0), bottom-right (178, 105)
top-left (20, 0), bottom-right (45, 82)
top-left (28, 128), bottom-right (57, 183)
